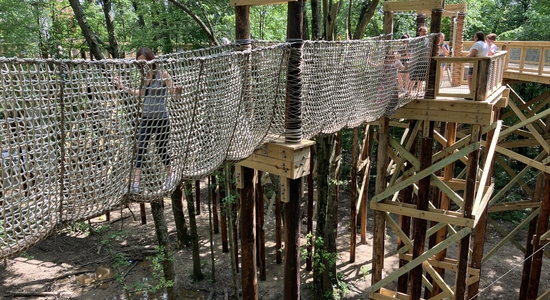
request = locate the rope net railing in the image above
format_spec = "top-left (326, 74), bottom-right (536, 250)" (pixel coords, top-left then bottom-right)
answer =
top-left (0, 35), bottom-right (434, 259)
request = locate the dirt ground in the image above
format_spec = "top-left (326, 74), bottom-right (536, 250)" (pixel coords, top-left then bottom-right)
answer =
top-left (1, 185), bottom-right (549, 300)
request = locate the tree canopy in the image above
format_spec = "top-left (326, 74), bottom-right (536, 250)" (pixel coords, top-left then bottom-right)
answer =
top-left (1, 0), bottom-right (547, 58)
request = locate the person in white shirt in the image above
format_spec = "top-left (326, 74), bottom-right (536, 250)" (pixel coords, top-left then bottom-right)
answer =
top-left (466, 31), bottom-right (489, 95)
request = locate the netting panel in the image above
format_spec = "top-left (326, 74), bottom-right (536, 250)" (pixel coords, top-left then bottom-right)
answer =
top-left (0, 37), bottom-right (435, 259)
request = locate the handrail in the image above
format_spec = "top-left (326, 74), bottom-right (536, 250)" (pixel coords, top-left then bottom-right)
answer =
top-left (432, 52), bottom-right (507, 101)
top-left (463, 41), bottom-right (550, 82)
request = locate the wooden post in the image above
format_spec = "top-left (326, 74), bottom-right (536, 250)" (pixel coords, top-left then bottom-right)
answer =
top-left (397, 121), bottom-right (418, 294)
top-left (409, 121), bottom-right (434, 299)
top-left (372, 117), bottom-right (390, 290)
top-left (475, 58), bottom-right (491, 101)
top-left (350, 127), bottom-right (358, 262)
top-left (415, 14), bottom-right (427, 35)
top-left (276, 184), bottom-right (283, 264)
top-left (334, 132), bottom-right (341, 226)
top-left (140, 203), bottom-right (147, 224)
top-left (306, 148), bottom-right (315, 270)
top-left (526, 171), bottom-right (550, 299)
top-left (425, 8), bottom-right (442, 99)
top-left (468, 109), bottom-right (500, 299)
top-left (425, 122), bottom-right (445, 299)
top-left (239, 166), bottom-right (257, 299)
top-left (431, 122), bottom-right (456, 296)
top-left (451, 13), bottom-right (465, 87)
top-left (360, 125), bottom-right (373, 245)
top-left (211, 175), bottom-right (219, 234)
top-left (284, 1), bottom-right (304, 299)
top-left (195, 180), bottom-right (201, 215)
top-left (256, 171), bottom-right (266, 281)
top-left (455, 124), bottom-right (482, 299)
top-left (220, 186), bottom-right (229, 253)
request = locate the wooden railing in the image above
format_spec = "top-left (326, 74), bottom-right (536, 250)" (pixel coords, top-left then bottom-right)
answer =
top-left (433, 51), bottom-right (507, 101)
top-left (464, 41), bottom-right (550, 84)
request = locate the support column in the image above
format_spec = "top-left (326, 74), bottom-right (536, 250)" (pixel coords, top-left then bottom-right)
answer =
top-left (455, 125), bottom-right (482, 299)
top-left (425, 9), bottom-right (443, 99)
top-left (372, 117), bottom-right (390, 291)
top-left (409, 121), bottom-right (434, 300)
top-left (284, 1), bottom-right (304, 299)
top-left (415, 14), bottom-right (427, 36)
top-left (451, 13), bottom-right (465, 87)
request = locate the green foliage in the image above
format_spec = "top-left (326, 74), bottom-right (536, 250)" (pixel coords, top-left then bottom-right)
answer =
top-left (19, 252), bottom-right (34, 260)
top-left (146, 246), bottom-right (175, 292)
top-left (360, 265), bottom-right (370, 280)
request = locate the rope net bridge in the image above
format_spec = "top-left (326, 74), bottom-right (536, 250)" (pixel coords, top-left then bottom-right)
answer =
top-left (0, 35), bottom-right (435, 259)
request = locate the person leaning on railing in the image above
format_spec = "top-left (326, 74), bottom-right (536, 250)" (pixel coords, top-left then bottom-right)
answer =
top-left (466, 31), bottom-right (489, 98)
top-left (486, 33), bottom-right (498, 56)
top-left (438, 33), bottom-right (450, 86)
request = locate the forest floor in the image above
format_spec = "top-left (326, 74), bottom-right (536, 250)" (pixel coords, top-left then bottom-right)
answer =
top-left (1, 183), bottom-right (549, 300)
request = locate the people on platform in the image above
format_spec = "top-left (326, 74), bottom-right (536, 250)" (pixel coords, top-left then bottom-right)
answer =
top-left (438, 33), bottom-right (450, 86)
top-left (399, 33), bottom-right (411, 94)
top-left (486, 33), bottom-right (498, 56)
top-left (466, 31), bottom-right (489, 96)
top-left (410, 26), bottom-right (429, 96)
top-left (113, 47), bottom-right (182, 193)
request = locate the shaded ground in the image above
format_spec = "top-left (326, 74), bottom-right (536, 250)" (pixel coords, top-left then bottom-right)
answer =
top-left (1, 187), bottom-right (549, 299)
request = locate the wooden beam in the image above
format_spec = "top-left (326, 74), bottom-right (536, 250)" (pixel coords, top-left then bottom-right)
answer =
top-left (383, 0), bottom-right (444, 12)
top-left (372, 201), bottom-right (476, 227)
top-left (489, 200), bottom-right (541, 213)
top-left (372, 141), bottom-right (481, 202)
top-left (367, 227), bottom-right (472, 294)
top-left (494, 146), bottom-right (550, 173)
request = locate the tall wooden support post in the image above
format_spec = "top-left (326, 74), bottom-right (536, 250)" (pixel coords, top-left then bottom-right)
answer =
top-left (372, 117), bottom-right (390, 292)
top-left (256, 171), bottom-right (266, 281)
top-left (284, 1), bottom-right (304, 299)
top-left (397, 121), bottom-right (418, 294)
top-left (211, 175), bottom-right (219, 234)
top-left (431, 122), bottom-right (456, 297)
top-left (425, 8), bottom-right (442, 99)
top-left (360, 125), bottom-right (373, 245)
top-left (350, 127), bottom-right (359, 262)
top-left (239, 166), bottom-right (257, 299)
top-left (409, 121), bottom-right (434, 300)
top-left (195, 180), bottom-right (201, 215)
top-left (220, 186), bottom-right (229, 253)
top-left (468, 109), bottom-right (500, 299)
top-left (415, 14), bottom-right (427, 36)
top-left (455, 125), bottom-right (482, 299)
top-left (235, 5), bottom-right (257, 300)
top-left (276, 188), bottom-right (283, 264)
top-left (526, 173), bottom-right (550, 299)
top-left (306, 148), bottom-right (315, 270)
top-left (451, 13), bottom-right (465, 87)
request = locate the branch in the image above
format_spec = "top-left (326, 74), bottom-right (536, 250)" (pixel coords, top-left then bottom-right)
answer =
top-left (166, 0), bottom-right (219, 45)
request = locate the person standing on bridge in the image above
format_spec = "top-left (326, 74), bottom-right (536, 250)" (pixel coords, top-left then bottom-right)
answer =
top-left (466, 31), bottom-right (489, 96)
top-left (410, 26), bottom-right (429, 96)
top-left (114, 47), bottom-right (182, 193)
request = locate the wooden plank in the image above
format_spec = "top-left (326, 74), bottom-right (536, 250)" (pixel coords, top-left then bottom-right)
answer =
top-left (417, 3), bottom-right (467, 15)
top-left (400, 98), bottom-right (495, 113)
top-left (234, 165), bottom-right (244, 189)
top-left (384, 0), bottom-right (443, 12)
top-left (507, 100), bottom-right (550, 154)
top-left (372, 288), bottom-right (412, 300)
top-left (367, 228), bottom-right (473, 294)
top-left (372, 142), bottom-right (481, 202)
top-left (488, 200), bottom-right (541, 213)
top-left (400, 253), bottom-right (480, 276)
top-left (280, 177), bottom-right (290, 203)
top-left (430, 175), bottom-right (464, 207)
top-left (231, 0), bottom-right (295, 6)
top-left (494, 146), bottom-right (550, 173)
top-left (473, 121), bottom-right (502, 209)
top-left (392, 108), bottom-right (493, 125)
top-left (372, 201), bottom-right (475, 228)
top-left (389, 121), bottom-right (422, 187)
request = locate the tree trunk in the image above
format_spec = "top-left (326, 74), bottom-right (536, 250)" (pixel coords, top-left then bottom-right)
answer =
top-left (69, 0), bottom-right (104, 60)
top-left (352, 0), bottom-right (380, 39)
top-left (171, 184), bottom-right (190, 248)
top-left (167, 0), bottom-right (219, 45)
top-left (310, 0), bottom-right (322, 40)
top-left (184, 181), bottom-right (204, 281)
top-left (313, 134), bottom-right (338, 299)
top-left (101, 0), bottom-right (121, 58)
top-left (150, 200), bottom-right (178, 300)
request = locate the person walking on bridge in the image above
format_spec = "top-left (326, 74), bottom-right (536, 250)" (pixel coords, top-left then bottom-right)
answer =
top-left (114, 47), bottom-right (182, 193)
top-left (466, 31), bottom-right (489, 97)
